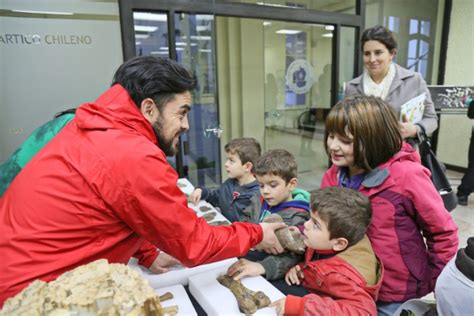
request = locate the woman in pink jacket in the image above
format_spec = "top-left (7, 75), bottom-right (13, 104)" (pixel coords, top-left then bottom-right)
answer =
top-left (320, 95), bottom-right (458, 316)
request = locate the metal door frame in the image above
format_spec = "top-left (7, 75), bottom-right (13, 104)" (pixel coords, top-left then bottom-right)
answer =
top-left (118, 0), bottom-right (365, 176)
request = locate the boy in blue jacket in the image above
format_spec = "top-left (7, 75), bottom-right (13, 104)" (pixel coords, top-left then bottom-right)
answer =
top-left (227, 149), bottom-right (310, 280)
top-left (189, 137), bottom-right (261, 222)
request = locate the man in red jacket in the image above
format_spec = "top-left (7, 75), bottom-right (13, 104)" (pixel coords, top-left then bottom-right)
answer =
top-left (0, 56), bottom-right (284, 306)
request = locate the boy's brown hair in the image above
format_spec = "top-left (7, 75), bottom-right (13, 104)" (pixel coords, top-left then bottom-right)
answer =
top-left (311, 187), bottom-right (372, 246)
top-left (224, 137), bottom-right (261, 171)
top-left (324, 95), bottom-right (402, 172)
top-left (254, 149), bottom-right (297, 183)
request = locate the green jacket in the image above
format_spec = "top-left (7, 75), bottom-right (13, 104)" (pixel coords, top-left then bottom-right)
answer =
top-left (0, 113), bottom-right (74, 195)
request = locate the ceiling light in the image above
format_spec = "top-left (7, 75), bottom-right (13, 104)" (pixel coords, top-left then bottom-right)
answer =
top-left (196, 25), bottom-right (210, 32)
top-left (190, 35), bottom-right (211, 41)
top-left (135, 34), bottom-right (150, 39)
top-left (133, 12), bottom-right (167, 22)
top-left (322, 33), bottom-right (333, 38)
top-left (12, 9), bottom-right (73, 15)
top-left (199, 49), bottom-right (212, 53)
top-left (134, 25), bottom-right (158, 32)
top-left (151, 51), bottom-right (169, 55)
top-left (276, 29), bottom-right (302, 35)
top-left (263, 21), bottom-right (272, 26)
top-left (324, 25), bottom-right (335, 31)
top-left (196, 15), bottom-right (213, 21)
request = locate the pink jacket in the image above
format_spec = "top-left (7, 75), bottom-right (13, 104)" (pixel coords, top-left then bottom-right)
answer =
top-left (321, 144), bottom-right (458, 302)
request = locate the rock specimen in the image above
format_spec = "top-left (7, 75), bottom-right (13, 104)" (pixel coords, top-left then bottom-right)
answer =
top-left (0, 259), bottom-right (175, 316)
top-left (199, 205), bottom-right (212, 212)
top-left (208, 220), bottom-right (231, 226)
top-left (217, 274), bottom-right (270, 314)
top-left (263, 214), bottom-right (306, 254)
top-left (202, 212), bottom-right (217, 222)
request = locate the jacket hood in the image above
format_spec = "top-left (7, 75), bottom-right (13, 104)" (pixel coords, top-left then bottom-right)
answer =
top-left (75, 84), bottom-right (157, 144)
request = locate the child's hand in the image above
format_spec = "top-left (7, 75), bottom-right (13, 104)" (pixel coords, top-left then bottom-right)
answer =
top-left (269, 298), bottom-right (286, 316)
top-left (227, 258), bottom-right (265, 280)
top-left (285, 265), bottom-right (304, 285)
top-left (189, 188), bottom-right (202, 205)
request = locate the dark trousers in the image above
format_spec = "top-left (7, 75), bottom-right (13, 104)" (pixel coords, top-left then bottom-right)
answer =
top-left (458, 128), bottom-right (474, 196)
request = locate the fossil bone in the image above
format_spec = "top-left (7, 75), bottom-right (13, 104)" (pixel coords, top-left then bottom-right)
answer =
top-left (263, 213), bottom-right (306, 254)
top-left (208, 220), bottom-right (231, 226)
top-left (202, 212), bottom-right (217, 222)
top-left (199, 205), bottom-right (213, 212)
top-left (217, 274), bottom-right (271, 314)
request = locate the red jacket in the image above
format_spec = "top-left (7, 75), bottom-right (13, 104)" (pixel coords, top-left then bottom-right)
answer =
top-left (285, 236), bottom-right (383, 315)
top-left (0, 85), bottom-right (262, 306)
top-left (321, 144), bottom-right (458, 302)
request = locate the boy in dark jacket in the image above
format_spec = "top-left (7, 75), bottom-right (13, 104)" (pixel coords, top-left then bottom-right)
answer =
top-left (271, 187), bottom-right (383, 316)
top-left (189, 137), bottom-right (261, 222)
top-left (227, 149), bottom-right (310, 281)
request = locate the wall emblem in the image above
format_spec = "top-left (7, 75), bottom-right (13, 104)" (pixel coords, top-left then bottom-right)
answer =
top-left (285, 59), bottom-right (315, 94)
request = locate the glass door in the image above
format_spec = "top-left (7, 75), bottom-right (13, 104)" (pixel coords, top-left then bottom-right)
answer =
top-left (133, 11), bottom-right (221, 188)
top-left (263, 21), bottom-right (333, 191)
top-left (215, 16), bottom-right (334, 192)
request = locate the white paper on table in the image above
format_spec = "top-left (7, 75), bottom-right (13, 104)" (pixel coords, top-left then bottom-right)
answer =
top-left (128, 257), bottom-right (238, 288)
top-left (400, 93), bottom-right (426, 123)
top-left (177, 178), bottom-right (195, 196)
top-left (155, 284), bottom-right (197, 316)
top-left (188, 200), bottom-right (230, 225)
top-left (189, 264), bottom-right (285, 315)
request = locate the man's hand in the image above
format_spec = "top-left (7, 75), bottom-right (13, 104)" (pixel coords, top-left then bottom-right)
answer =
top-left (189, 188), bottom-right (202, 205)
top-left (400, 114), bottom-right (418, 139)
top-left (227, 258), bottom-right (265, 280)
top-left (269, 298), bottom-right (286, 316)
top-left (257, 222), bottom-right (286, 255)
top-left (285, 265), bottom-right (304, 285)
top-left (148, 252), bottom-right (180, 274)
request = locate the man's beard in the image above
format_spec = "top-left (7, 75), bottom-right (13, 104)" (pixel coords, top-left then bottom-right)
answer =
top-left (152, 119), bottom-right (179, 157)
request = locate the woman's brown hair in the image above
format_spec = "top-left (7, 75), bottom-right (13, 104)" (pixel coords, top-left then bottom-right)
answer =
top-left (324, 95), bottom-right (402, 171)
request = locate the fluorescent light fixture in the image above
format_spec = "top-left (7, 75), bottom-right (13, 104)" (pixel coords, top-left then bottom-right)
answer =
top-left (276, 29), bottom-right (302, 35)
top-left (134, 25), bottom-right (158, 32)
top-left (325, 25), bottom-right (335, 31)
top-left (190, 35), bottom-right (211, 41)
top-left (135, 41), bottom-right (142, 46)
top-left (263, 21), bottom-right (272, 26)
top-left (159, 46), bottom-right (184, 51)
top-left (151, 51), bottom-right (169, 55)
top-left (196, 25), bottom-right (210, 32)
top-left (133, 12), bottom-right (167, 22)
top-left (135, 34), bottom-right (150, 39)
top-left (12, 9), bottom-right (73, 15)
top-left (176, 41), bottom-right (198, 47)
top-left (199, 49), bottom-right (212, 53)
top-left (322, 33), bottom-right (333, 38)
top-left (256, 2), bottom-right (296, 8)
top-left (196, 15), bottom-right (213, 21)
